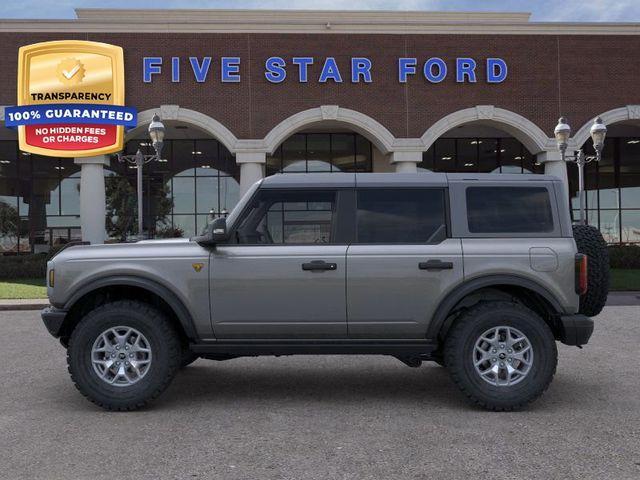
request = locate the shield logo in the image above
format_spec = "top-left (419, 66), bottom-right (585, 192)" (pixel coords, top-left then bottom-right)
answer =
top-left (15, 40), bottom-right (126, 157)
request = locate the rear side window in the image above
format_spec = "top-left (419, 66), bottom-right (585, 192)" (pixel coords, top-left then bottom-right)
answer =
top-left (466, 186), bottom-right (554, 233)
top-left (356, 188), bottom-right (447, 243)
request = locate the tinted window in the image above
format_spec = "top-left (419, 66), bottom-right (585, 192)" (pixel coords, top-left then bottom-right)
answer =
top-left (356, 189), bottom-right (447, 243)
top-left (466, 186), bottom-right (554, 233)
top-left (236, 190), bottom-right (335, 244)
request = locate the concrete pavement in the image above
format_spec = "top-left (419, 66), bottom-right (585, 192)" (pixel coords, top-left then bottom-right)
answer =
top-left (0, 308), bottom-right (639, 480)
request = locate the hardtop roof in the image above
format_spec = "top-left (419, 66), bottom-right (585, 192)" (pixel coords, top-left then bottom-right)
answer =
top-left (259, 172), bottom-right (559, 188)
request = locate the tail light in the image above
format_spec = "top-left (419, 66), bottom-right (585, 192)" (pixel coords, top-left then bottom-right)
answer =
top-left (575, 254), bottom-right (588, 295)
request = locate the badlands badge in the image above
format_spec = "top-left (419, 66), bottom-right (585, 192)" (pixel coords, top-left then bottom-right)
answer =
top-left (5, 40), bottom-right (137, 157)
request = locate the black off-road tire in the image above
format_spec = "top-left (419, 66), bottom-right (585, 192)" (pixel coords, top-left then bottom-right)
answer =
top-left (444, 301), bottom-right (557, 411)
top-left (572, 224), bottom-right (609, 317)
top-left (430, 352), bottom-right (446, 367)
top-left (67, 300), bottom-right (182, 411)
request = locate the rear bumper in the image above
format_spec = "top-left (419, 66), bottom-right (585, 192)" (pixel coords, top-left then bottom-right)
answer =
top-left (558, 314), bottom-right (594, 346)
top-left (41, 306), bottom-right (67, 338)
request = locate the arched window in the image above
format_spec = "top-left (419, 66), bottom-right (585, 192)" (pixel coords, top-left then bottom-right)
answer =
top-left (266, 133), bottom-right (373, 175)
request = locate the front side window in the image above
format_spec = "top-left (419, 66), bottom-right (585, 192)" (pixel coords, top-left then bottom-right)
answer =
top-left (235, 190), bottom-right (335, 244)
top-left (466, 186), bottom-right (554, 233)
top-left (356, 188), bottom-right (447, 243)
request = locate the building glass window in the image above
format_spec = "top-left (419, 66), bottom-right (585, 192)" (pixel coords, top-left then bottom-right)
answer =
top-left (3, 131), bottom-right (640, 250)
top-left (267, 133), bottom-right (373, 174)
top-left (566, 136), bottom-right (640, 244)
top-left (456, 138), bottom-right (478, 171)
top-left (120, 138), bottom-right (240, 239)
top-left (419, 137), bottom-right (539, 175)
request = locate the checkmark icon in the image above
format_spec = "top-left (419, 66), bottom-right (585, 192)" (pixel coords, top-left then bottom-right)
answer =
top-left (62, 64), bottom-right (80, 79)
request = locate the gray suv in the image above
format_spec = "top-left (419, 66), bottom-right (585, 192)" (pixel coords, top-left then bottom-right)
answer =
top-left (41, 173), bottom-right (606, 411)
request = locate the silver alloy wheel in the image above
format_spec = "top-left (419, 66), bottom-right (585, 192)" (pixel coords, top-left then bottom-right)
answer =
top-left (91, 326), bottom-right (152, 387)
top-left (473, 326), bottom-right (533, 387)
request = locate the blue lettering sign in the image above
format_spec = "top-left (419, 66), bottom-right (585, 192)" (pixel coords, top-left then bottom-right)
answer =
top-left (265, 56), bottom-right (287, 83)
top-left (221, 57), bottom-right (240, 83)
top-left (319, 57), bottom-right (342, 83)
top-left (143, 57), bottom-right (162, 83)
top-left (398, 58), bottom-right (417, 83)
top-left (141, 55), bottom-right (508, 85)
top-left (189, 57), bottom-right (211, 83)
top-left (456, 58), bottom-right (477, 83)
top-left (171, 57), bottom-right (180, 83)
top-left (292, 57), bottom-right (314, 82)
top-left (424, 58), bottom-right (447, 83)
top-left (487, 58), bottom-right (508, 83)
top-left (351, 57), bottom-right (372, 83)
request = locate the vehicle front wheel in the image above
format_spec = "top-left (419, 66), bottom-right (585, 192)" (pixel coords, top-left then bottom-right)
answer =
top-left (67, 300), bottom-right (181, 411)
top-left (443, 301), bottom-right (557, 411)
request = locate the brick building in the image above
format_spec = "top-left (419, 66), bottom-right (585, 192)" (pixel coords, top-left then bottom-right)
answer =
top-left (0, 9), bottom-right (639, 250)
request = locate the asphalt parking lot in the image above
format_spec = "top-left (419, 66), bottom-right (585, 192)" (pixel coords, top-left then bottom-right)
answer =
top-left (1, 308), bottom-right (639, 480)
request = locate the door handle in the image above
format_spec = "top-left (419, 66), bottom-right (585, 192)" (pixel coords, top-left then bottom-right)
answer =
top-left (302, 260), bottom-right (338, 272)
top-left (419, 259), bottom-right (454, 271)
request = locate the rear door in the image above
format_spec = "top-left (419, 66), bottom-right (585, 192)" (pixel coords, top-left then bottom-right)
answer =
top-left (210, 188), bottom-right (351, 339)
top-left (346, 187), bottom-right (463, 338)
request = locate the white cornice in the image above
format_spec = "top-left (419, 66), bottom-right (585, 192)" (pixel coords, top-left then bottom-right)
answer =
top-left (73, 9), bottom-right (532, 24)
top-left (0, 9), bottom-right (638, 35)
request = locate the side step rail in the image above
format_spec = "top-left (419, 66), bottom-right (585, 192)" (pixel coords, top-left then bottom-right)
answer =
top-left (190, 340), bottom-right (438, 357)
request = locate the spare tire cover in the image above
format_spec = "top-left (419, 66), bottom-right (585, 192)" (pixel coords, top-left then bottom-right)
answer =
top-left (572, 224), bottom-right (609, 317)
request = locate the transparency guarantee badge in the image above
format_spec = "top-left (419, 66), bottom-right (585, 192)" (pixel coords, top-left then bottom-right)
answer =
top-left (5, 40), bottom-right (136, 157)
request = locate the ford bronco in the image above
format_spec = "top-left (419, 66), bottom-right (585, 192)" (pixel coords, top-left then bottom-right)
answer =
top-left (41, 173), bottom-right (609, 411)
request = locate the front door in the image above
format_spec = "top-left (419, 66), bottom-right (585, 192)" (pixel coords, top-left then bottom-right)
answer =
top-left (346, 187), bottom-right (464, 338)
top-left (210, 188), bottom-right (349, 339)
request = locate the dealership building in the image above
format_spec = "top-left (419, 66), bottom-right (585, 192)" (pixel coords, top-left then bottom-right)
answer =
top-left (0, 8), bottom-right (640, 252)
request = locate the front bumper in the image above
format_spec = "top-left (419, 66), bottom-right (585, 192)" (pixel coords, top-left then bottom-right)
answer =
top-left (558, 314), bottom-right (594, 346)
top-left (41, 306), bottom-right (68, 338)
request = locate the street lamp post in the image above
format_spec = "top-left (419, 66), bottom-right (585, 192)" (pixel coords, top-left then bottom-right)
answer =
top-left (117, 114), bottom-right (166, 239)
top-left (554, 116), bottom-right (607, 225)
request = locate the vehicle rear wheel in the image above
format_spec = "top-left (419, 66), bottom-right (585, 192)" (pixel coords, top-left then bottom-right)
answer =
top-left (67, 300), bottom-right (181, 411)
top-left (572, 224), bottom-right (609, 317)
top-left (443, 301), bottom-right (557, 411)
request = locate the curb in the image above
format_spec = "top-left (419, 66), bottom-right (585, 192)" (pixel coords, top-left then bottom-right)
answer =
top-left (0, 300), bottom-right (49, 312)
top-left (606, 291), bottom-right (640, 306)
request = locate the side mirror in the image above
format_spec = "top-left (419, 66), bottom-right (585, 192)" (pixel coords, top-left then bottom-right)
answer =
top-left (211, 217), bottom-right (228, 243)
top-left (194, 217), bottom-right (228, 246)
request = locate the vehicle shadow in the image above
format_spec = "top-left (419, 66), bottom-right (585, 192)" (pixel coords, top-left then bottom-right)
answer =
top-left (154, 358), bottom-right (471, 410)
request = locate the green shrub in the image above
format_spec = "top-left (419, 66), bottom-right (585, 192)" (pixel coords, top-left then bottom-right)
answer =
top-left (0, 254), bottom-right (47, 280)
top-left (0, 245), bottom-right (68, 280)
top-left (608, 245), bottom-right (640, 270)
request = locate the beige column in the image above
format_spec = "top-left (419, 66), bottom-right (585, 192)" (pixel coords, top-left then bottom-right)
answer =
top-left (537, 151), bottom-right (569, 191)
top-left (237, 152), bottom-right (266, 196)
top-left (390, 151), bottom-right (422, 173)
top-left (74, 155), bottom-right (109, 244)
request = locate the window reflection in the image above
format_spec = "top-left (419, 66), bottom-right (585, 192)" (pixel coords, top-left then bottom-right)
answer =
top-left (112, 138), bottom-right (240, 241)
top-left (267, 133), bottom-right (372, 174)
top-left (420, 137), bottom-right (531, 174)
top-left (567, 136), bottom-right (640, 244)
